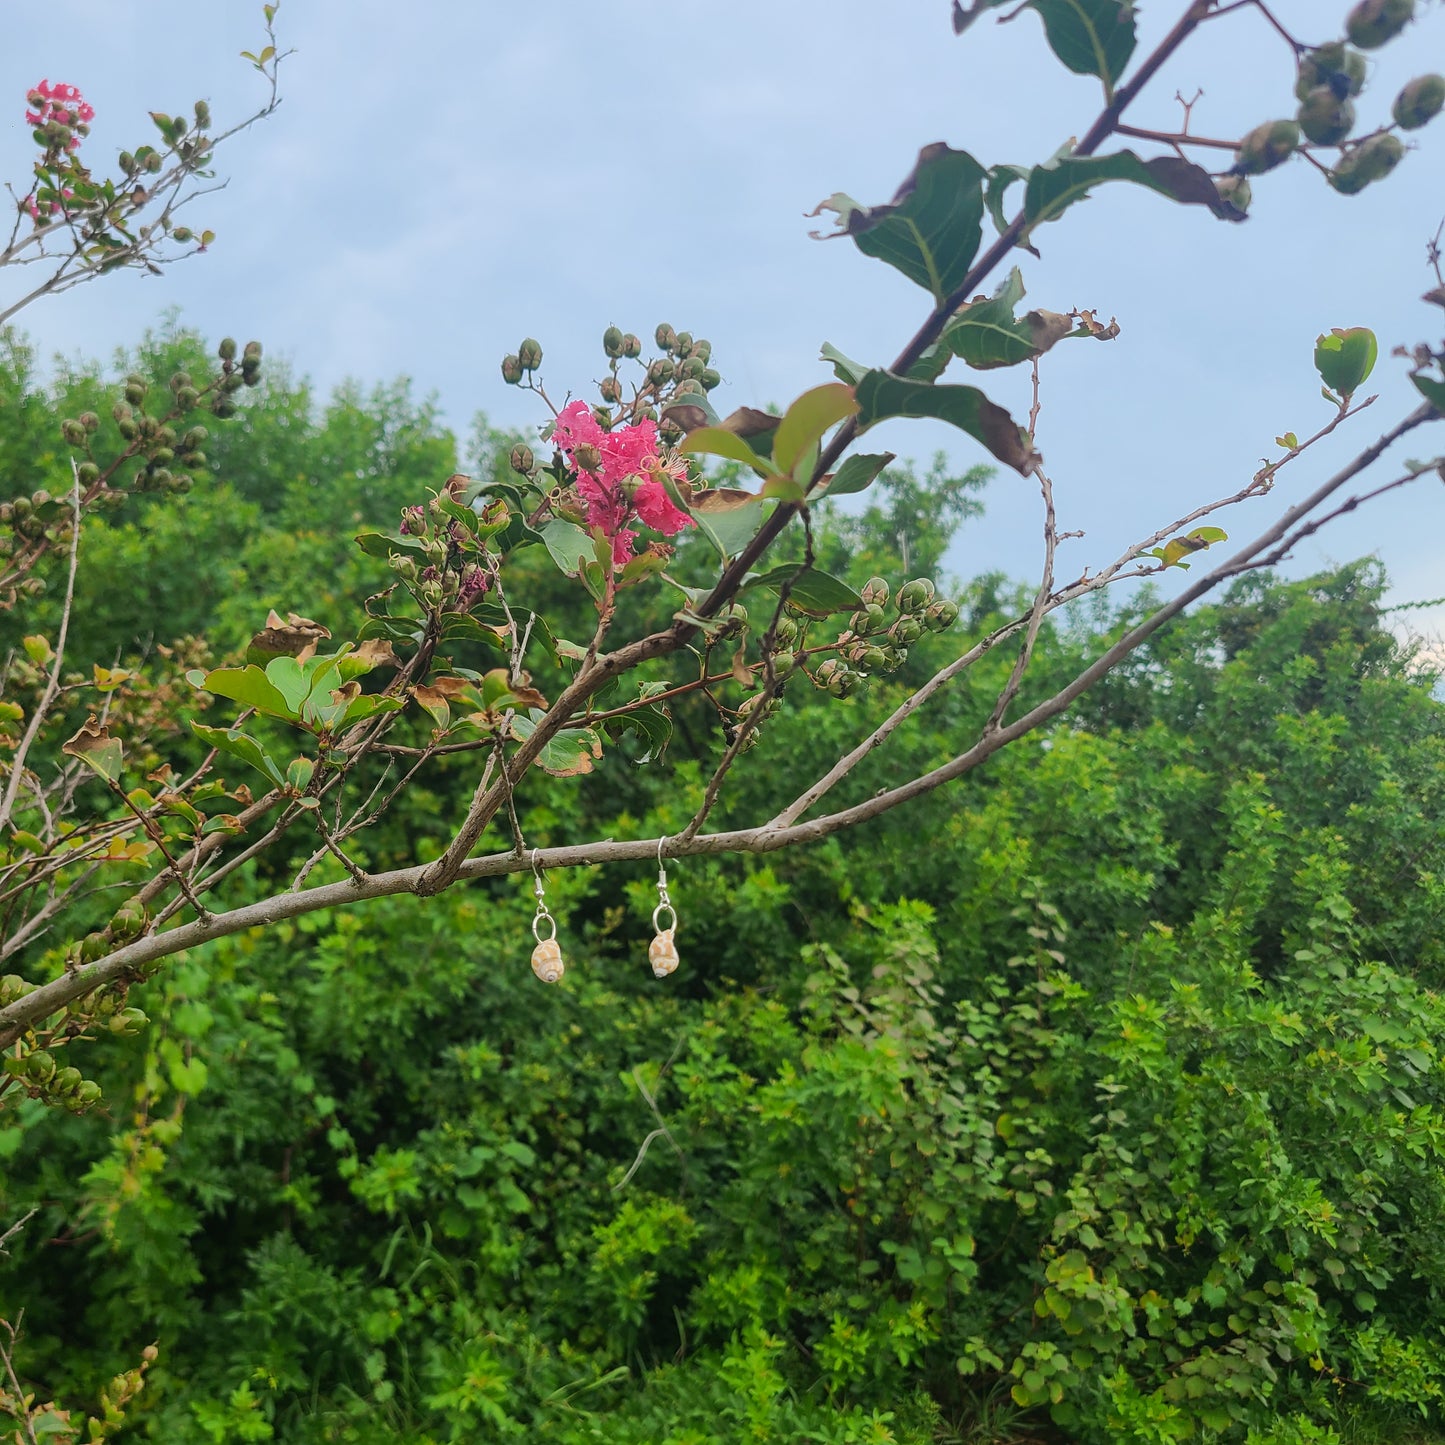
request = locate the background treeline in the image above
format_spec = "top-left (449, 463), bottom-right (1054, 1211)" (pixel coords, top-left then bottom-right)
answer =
top-left (3, 320), bottom-right (1445, 1445)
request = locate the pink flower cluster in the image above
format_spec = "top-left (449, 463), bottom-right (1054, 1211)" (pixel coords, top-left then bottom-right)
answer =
top-left (25, 80), bottom-right (94, 145)
top-left (553, 401), bottom-right (692, 564)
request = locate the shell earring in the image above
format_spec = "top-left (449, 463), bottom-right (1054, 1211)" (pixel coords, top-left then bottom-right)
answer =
top-left (649, 837), bottom-right (680, 979)
top-left (530, 850), bottom-right (564, 983)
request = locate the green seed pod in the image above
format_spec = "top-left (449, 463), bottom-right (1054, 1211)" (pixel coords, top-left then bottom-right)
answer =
top-left (73, 1080), bottom-right (103, 1107)
top-left (25, 1050), bottom-right (55, 1083)
top-left (0, 503), bottom-right (10, 523)
top-left (687, 339), bottom-right (712, 363)
top-left (30, 489), bottom-right (49, 509)
top-left (1234, 119), bottom-right (1301, 174)
top-left (647, 357), bottom-right (675, 386)
top-left (152, 447), bottom-right (175, 466)
top-left (242, 341), bottom-right (262, 363)
top-left (171, 474), bottom-right (193, 493)
top-left (510, 443), bottom-right (535, 473)
top-left (76, 462), bottom-right (100, 486)
top-left (176, 386), bottom-right (199, 409)
top-left (20, 576), bottom-right (44, 596)
top-left (655, 323), bottom-right (678, 351)
top-left (829, 669), bottom-right (859, 699)
top-left (80, 931), bottom-right (109, 963)
top-left (620, 333), bottom-right (641, 359)
top-left (182, 451), bottom-right (207, 469)
top-left (679, 356), bottom-right (706, 381)
top-left (814, 658), bottom-right (843, 688)
top-left (124, 384), bottom-right (146, 406)
top-left (109, 1007), bottom-right (148, 1036)
top-left (602, 325), bottom-right (625, 358)
top-left (1329, 132), bottom-right (1405, 193)
top-left (61, 419), bottom-right (86, 446)
top-left (1346, 0), bottom-right (1415, 48)
top-left (700, 368), bottom-right (722, 391)
top-left (171, 225), bottom-right (193, 243)
top-left (860, 577), bottom-right (889, 607)
top-left (194, 99), bottom-right (211, 128)
top-left (14, 496), bottom-right (34, 520)
top-left (183, 425), bottom-right (209, 447)
top-left (1297, 87), bottom-right (1356, 144)
top-left (774, 616), bottom-right (800, 647)
top-left (771, 649), bottom-right (796, 675)
top-left (218, 337), bottom-right (237, 361)
top-left (880, 645), bottom-right (906, 671)
top-left (896, 578), bottom-right (935, 613)
top-left (1295, 44), bottom-right (1368, 101)
top-left (924, 598), bottom-right (960, 631)
top-left (1214, 175), bottom-right (1252, 213)
top-left (518, 338), bottom-right (543, 371)
top-left (599, 376), bottom-right (622, 403)
top-left (118, 418), bottom-right (140, 440)
top-left (119, 150), bottom-right (136, 174)
top-left (673, 379), bottom-right (705, 398)
top-left (675, 331), bottom-right (694, 354)
top-left (78, 411), bottom-right (100, 434)
top-left (859, 645), bottom-right (889, 671)
top-left (52, 1065), bottom-right (83, 1095)
top-left (1393, 73), bottom-right (1445, 128)
top-left (500, 354), bottom-right (524, 385)
top-left (144, 151), bottom-right (162, 172)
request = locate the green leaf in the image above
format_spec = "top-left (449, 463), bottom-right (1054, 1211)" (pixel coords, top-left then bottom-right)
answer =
top-left (61, 720), bottom-right (123, 783)
top-left (1314, 327), bottom-right (1378, 402)
top-left (820, 342), bottom-right (867, 385)
top-left (680, 426), bottom-right (772, 474)
top-left (264, 656), bottom-right (314, 715)
top-left (772, 384), bottom-right (859, 476)
top-left (810, 144), bottom-right (987, 305)
top-left (355, 530), bottom-right (429, 562)
top-left (854, 369), bottom-right (1037, 474)
top-left (744, 564), bottom-right (862, 616)
top-left (823, 452), bottom-right (895, 497)
top-left (338, 694), bottom-right (406, 726)
top-left (604, 701), bottom-right (673, 764)
top-left (985, 164), bottom-right (1030, 237)
top-left (511, 713), bottom-right (603, 778)
top-left (939, 267), bottom-right (1077, 370)
top-left (189, 665), bottom-right (296, 720)
top-left (537, 519), bottom-right (593, 577)
top-left (690, 492), bottom-right (770, 560)
top-left (1413, 373), bottom-right (1445, 413)
top-left (1025, 0), bottom-right (1137, 87)
top-left (190, 723), bottom-right (286, 788)
top-left (1024, 150), bottom-right (1237, 235)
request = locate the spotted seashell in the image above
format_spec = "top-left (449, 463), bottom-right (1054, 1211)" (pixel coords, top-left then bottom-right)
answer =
top-left (649, 928), bottom-right (679, 979)
top-left (531, 938), bottom-right (564, 983)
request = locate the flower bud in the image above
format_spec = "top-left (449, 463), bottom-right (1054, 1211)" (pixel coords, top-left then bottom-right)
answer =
top-left (172, 225), bottom-right (193, 242)
top-left (647, 358), bottom-right (675, 386)
top-left (573, 442), bottom-right (603, 474)
top-left (1329, 132), bottom-right (1405, 193)
top-left (774, 617), bottom-right (800, 647)
top-left (1393, 73), bottom-right (1445, 129)
top-left (700, 368), bottom-right (722, 391)
top-left (896, 578), bottom-right (936, 613)
top-left (194, 99), bottom-right (211, 128)
top-left (1214, 175), bottom-right (1251, 213)
top-left (152, 447), bottom-right (175, 466)
top-left (77, 462), bottom-right (100, 485)
top-left (177, 386), bottom-right (199, 409)
top-left (119, 150), bottom-right (136, 174)
top-left (1296, 44), bottom-right (1368, 101)
top-left (1346, 0), bottom-right (1415, 49)
top-left (675, 331), bottom-right (694, 353)
top-left (518, 338), bottom-right (543, 371)
top-left (144, 151), bottom-right (161, 172)
top-left (621, 333), bottom-right (642, 358)
top-left (218, 337), bottom-right (237, 361)
top-left (687, 339), bottom-right (712, 363)
top-left (1297, 88), bottom-right (1355, 144)
top-left (602, 325), bottom-right (624, 358)
top-left (500, 354), bottom-right (524, 385)
top-left (510, 443), bottom-right (535, 473)
top-left (61, 419), bottom-right (86, 445)
top-left (771, 650), bottom-right (796, 674)
top-left (599, 376), bottom-right (622, 403)
top-left (654, 323), bottom-right (677, 351)
top-left (924, 599), bottom-right (960, 631)
top-left (1234, 119), bottom-right (1300, 174)
top-left (859, 645), bottom-right (888, 670)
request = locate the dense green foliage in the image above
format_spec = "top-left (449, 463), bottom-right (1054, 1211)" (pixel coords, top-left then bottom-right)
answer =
top-left (4, 326), bottom-right (1445, 1444)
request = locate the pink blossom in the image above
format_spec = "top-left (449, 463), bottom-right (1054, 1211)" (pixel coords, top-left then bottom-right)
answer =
top-left (551, 400), bottom-right (693, 565)
top-left (25, 80), bottom-right (91, 149)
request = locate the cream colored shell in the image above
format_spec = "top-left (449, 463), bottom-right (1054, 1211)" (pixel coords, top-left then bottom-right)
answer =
top-left (531, 938), bottom-right (564, 983)
top-left (649, 928), bottom-right (679, 979)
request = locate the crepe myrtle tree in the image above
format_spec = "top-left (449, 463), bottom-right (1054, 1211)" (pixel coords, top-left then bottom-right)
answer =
top-left (2, 0), bottom-right (1445, 1112)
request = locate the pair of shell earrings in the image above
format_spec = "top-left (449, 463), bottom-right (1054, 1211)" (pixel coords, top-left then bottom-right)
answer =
top-left (528, 841), bottom-right (679, 984)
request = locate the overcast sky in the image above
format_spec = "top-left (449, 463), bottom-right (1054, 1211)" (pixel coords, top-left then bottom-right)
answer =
top-left (5, 1), bottom-right (1445, 629)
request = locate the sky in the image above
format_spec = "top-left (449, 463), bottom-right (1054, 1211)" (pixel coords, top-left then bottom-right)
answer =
top-left (4, 0), bottom-right (1445, 633)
